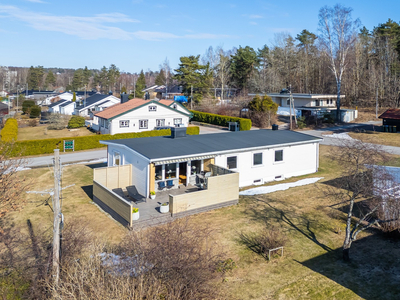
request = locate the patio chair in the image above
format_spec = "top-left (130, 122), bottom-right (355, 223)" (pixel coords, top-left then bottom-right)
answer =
top-left (126, 185), bottom-right (146, 203)
top-left (158, 181), bottom-right (166, 191)
top-left (166, 180), bottom-right (174, 189)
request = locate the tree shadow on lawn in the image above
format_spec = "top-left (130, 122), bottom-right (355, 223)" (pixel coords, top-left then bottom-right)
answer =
top-left (298, 233), bottom-right (400, 300)
top-left (246, 197), bottom-right (333, 253)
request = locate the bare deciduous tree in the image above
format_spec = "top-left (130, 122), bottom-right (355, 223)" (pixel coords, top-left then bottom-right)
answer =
top-left (327, 138), bottom-right (399, 261)
top-left (318, 4), bottom-right (360, 121)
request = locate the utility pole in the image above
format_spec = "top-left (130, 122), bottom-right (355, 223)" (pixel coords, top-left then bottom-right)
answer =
top-left (52, 149), bottom-right (61, 287)
top-left (191, 85), bottom-right (193, 110)
top-left (376, 88), bottom-right (378, 119)
top-left (289, 85), bottom-right (292, 130)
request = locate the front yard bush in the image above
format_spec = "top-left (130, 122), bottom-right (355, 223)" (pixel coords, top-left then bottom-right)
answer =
top-left (22, 100), bottom-right (35, 114)
top-left (190, 110), bottom-right (252, 131)
top-left (186, 126), bottom-right (200, 135)
top-left (29, 105), bottom-right (41, 118)
top-left (0, 118), bottom-right (18, 142)
top-left (68, 116), bottom-right (86, 128)
top-left (9, 127), bottom-right (199, 157)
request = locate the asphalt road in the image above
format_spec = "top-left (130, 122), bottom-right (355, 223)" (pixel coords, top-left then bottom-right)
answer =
top-left (24, 125), bottom-right (228, 168)
top-left (25, 121), bottom-right (400, 168)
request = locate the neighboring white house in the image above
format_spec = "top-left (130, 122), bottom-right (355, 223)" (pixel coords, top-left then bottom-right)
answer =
top-left (48, 100), bottom-right (73, 114)
top-left (75, 94), bottom-right (120, 117)
top-left (100, 129), bottom-right (322, 197)
top-left (93, 98), bottom-right (191, 135)
top-left (0, 90), bottom-right (8, 98)
top-left (42, 92), bottom-right (80, 106)
top-left (59, 101), bottom-right (76, 115)
top-left (264, 93), bottom-right (344, 108)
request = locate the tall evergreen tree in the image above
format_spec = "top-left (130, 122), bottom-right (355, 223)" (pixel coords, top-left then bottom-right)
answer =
top-left (44, 70), bottom-right (57, 90)
top-left (155, 69), bottom-right (166, 85)
top-left (27, 66), bottom-right (45, 90)
top-left (135, 70), bottom-right (146, 98)
top-left (230, 46), bottom-right (259, 90)
top-left (82, 66), bottom-right (92, 88)
top-left (71, 69), bottom-right (84, 91)
top-left (107, 64), bottom-right (120, 93)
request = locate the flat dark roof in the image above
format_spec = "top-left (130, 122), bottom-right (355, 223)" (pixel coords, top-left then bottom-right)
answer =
top-left (102, 129), bottom-right (322, 161)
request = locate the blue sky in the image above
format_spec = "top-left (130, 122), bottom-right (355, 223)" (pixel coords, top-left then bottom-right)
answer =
top-left (0, 0), bottom-right (399, 73)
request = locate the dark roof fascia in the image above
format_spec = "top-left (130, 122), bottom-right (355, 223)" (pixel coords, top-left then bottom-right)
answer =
top-left (106, 100), bottom-right (191, 121)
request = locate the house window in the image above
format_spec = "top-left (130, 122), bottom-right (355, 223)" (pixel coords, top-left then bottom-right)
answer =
top-left (286, 99), bottom-right (290, 105)
top-left (174, 118), bottom-right (182, 125)
top-left (165, 163), bottom-right (176, 179)
top-left (155, 165), bottom-right (163, 181)
top-left (119, 120), bottom-right (129, 128)
top-left (149, 105), bottom-right (157, 112)
top-left (275, 150), bottom-right (283, 162)
top-left (227, 156), bottom-right (237, 169)
top-left (139, 120), bottom-right (148, 129)
top-left (173, 104), bottom-right (177, 109)
top-left (105, 120), bottom-right (109, 129)
top-left (113, 152), bottom-right (121, 166)
top-left (156, 119), bottom-right (165, 127)
top-left (253, 153), bottom-right (263, 166)
top-left (191, 160), bottom-right (201, 175)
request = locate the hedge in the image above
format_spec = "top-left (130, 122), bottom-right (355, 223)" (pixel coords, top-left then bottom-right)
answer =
top-left (190, 110), bottom-right (252, 131)
top-left (9, 126), bottom-right (200, 157)
top-left (0, 118), bottom-right (18, 142)
top-left (29, 105), bottom-right (41, 118)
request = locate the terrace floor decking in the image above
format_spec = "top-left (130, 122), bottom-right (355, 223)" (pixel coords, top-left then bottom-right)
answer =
top-left (116, 184), bottom-right (202, 228)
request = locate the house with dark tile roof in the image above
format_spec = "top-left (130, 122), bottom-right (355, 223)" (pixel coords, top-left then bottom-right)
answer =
top-left (74, 93), bottom-right (120, 117)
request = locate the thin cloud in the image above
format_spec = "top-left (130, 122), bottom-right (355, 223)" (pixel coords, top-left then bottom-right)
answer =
top-left (0, 6), bottom-right (140, 40)
top-left (26, 0), bottom-right (47, 3)
top-left (249, 14), bottom-right (263, 19)
top-left (0, 6), bottom-right (234, 41)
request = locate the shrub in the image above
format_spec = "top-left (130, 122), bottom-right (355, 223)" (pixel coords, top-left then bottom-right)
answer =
top-left (186, 126), bottom-right (200, 135)
top-left (297, 116), bottom-right (307, 129)
top-left (28, 119), bottom-right (38, 127)
top-left (22, 100), bottom-right (35, 114)
top-left (0, 118), bottom-right (18, 142)
top-left (29, 105), bottom-right (41, 118)
top-left (190, 110), bottom-right (252, 131)
top-left (68, 116), bottom-right (86, 129)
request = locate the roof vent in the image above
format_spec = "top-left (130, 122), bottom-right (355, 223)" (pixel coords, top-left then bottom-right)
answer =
top-left (171, 127), bottom-right (187, 138)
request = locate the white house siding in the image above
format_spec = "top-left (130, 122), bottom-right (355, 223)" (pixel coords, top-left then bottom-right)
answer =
top-left (270, 96), bottom-right (336, 108)
top-left (107, 104), bottom-right (189, 135)
top-left (214, 142), bottom-right (319, 187)
top-left (60, 103), bottom-right (75, 115)
top-left (107, 144), bottom-right (150, 196)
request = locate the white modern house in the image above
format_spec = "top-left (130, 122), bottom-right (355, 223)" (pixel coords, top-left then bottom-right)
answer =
top-left (75, 94), bottom-right (120, 117)
top-left (264, 92), bottom-right (344, 108)
top-left (48, 100), bottom-right (75, 115)
top-left (93, 98), bottom-right (191, 135)
top-left (100, 129), bottom-right (322, 198)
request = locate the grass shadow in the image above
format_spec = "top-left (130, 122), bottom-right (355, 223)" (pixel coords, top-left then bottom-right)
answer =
top-left (246, 197), bottom-right (333, 253)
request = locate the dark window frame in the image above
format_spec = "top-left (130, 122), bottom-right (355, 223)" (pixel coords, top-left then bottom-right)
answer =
top-left (227, 156), bottom-right (237, 169)
top-left (275, 150), bottom-right (283, 162)
top-left (253, 153), bottom-right (263, 166)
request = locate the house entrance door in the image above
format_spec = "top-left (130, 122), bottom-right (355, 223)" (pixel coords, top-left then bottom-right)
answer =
top-left (179, 162), bottom-right (187, 185)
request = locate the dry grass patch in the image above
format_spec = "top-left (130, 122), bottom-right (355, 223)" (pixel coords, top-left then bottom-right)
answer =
top-left (17, 125), bottom-right (95, 141)
top-left (348, 131), bottom-right (400, 148)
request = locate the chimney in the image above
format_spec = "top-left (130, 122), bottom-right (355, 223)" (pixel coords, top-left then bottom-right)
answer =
top-left (121, 93), bottom-right (129, 103)
top-left (170, 127), bottom-right (187, 138)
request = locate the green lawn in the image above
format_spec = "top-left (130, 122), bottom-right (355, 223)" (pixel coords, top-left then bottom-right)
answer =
top-left (17, 125), bottom-right (95, 141)
top-left (6, 145), bottom-right (400, 299)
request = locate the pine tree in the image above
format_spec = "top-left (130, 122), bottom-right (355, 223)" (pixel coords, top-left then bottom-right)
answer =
top-left (230, 46), bottom-right (259, 90)
top-left (155, 69), bottom-right (166, 85)
top-left (82, 66), bottom-right (91, 88)
top-left (45, 70), bottom-right (57, 90)
top-left (72, 92), bottom-right (76, 102)
top-left (134, 70), bottom-right (146, 98)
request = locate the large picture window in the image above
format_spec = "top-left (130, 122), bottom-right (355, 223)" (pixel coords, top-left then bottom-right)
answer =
top-left (253, 153), bottom-right (262, 165)
top-left (275, 150), bottom-right (283, 162)
top-left (227, 156), bottom-right (237, 169)
top-left (155, 165), bottom-right (162, 181)
top-left (139, 120), bottom-right (148, 129)
top-left (165, 163), bottom-right (177, 179)
top-left (191, 160), bottom-right (201, 175)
